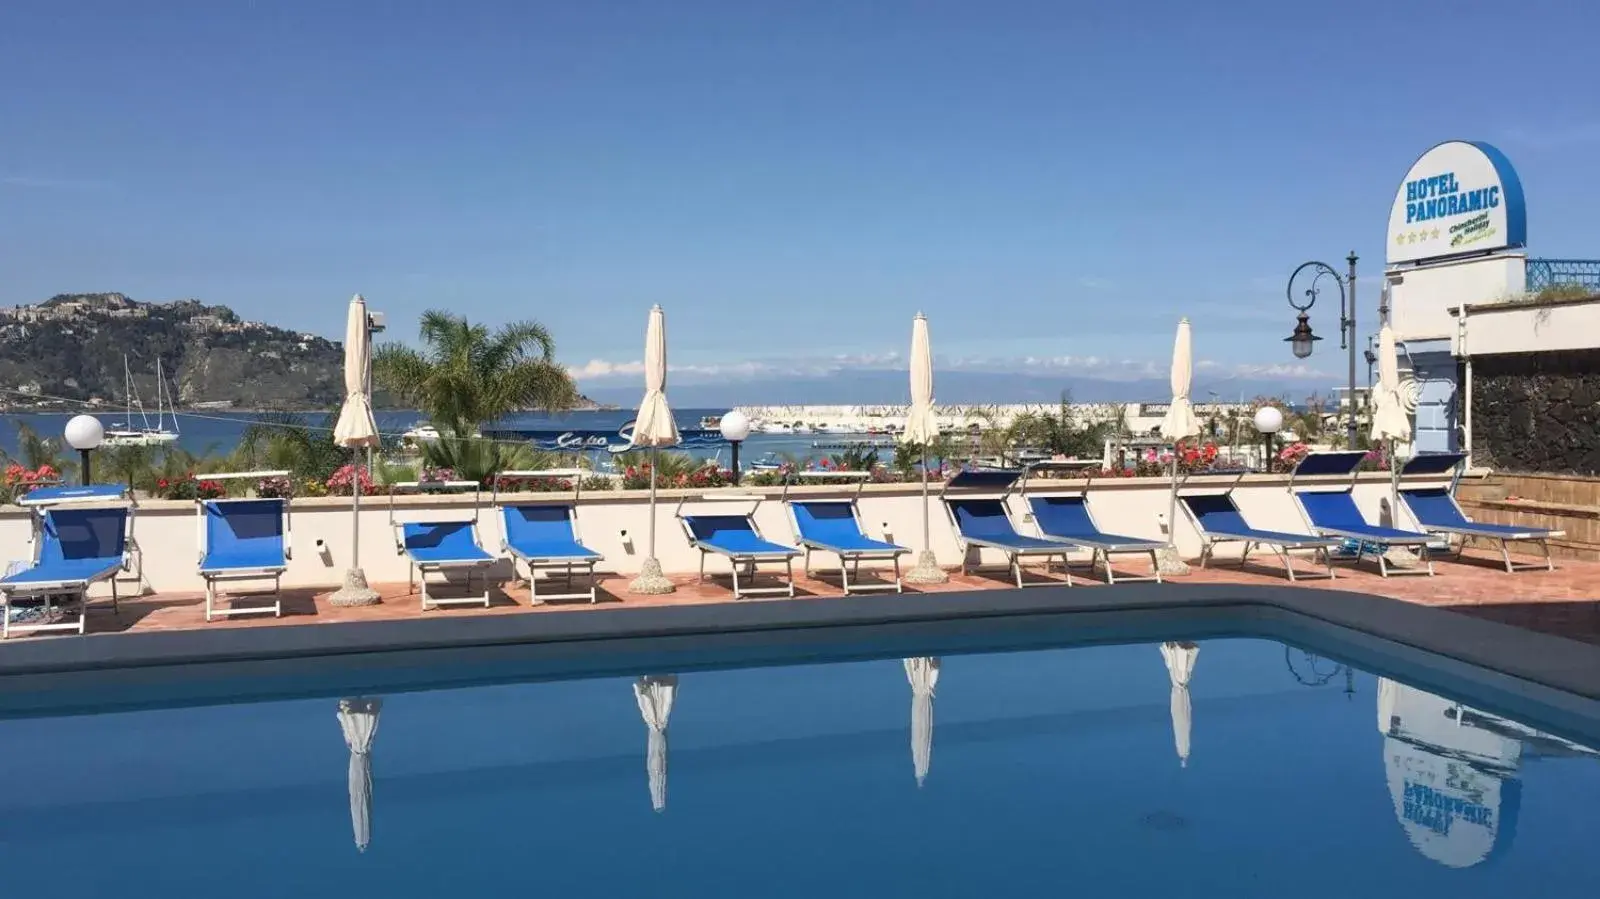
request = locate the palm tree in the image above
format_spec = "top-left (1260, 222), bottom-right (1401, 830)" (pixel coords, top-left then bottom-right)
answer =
top-left (373, 311), bottom-right (579, 438)
top-left (230, 413), bottom-right (348, 481)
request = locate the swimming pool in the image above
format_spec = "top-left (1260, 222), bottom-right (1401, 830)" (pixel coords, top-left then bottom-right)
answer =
top-left (0, 619), bottom-right (1595, 897)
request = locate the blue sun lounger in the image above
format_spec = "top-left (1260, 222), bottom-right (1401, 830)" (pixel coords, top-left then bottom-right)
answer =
top-left (494, 469), bottom-right (603, 604)
top-left (1, 484), bottom-right (133, 638)
top-left (1177, 469), bottom-right (1340, 581)
top-left (1019, 463), bottom-right (1163, 584)
top-left (676, 493), bottom-right (801, 599)
top-left (1396, 452), bottom-right (1561, 573)
top-left (1290, 451), bottom-right (1434, 577)
top-left (940, 469), bottom-right (1070, 588)
top-left (782, 471), bottom-right (909, 593)
top-left (194, 471), bottom-right (292, 621)
top-left (390, 481), bottom-right (495, 609)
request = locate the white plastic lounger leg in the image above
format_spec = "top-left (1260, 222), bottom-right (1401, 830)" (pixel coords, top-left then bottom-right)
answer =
top-left (786, 556), bottom-right (795, 598)
top-left (1239, 542), bottom-right (1253, 570)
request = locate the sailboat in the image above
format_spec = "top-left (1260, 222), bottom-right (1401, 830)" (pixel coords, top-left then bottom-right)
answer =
top-left (104, 356), bottom-right (181, 447)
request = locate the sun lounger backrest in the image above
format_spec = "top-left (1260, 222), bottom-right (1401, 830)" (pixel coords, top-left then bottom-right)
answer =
top-left (682, 514), bottom-right (757, 544)
top-left (204, 499), bottom-right (285, 558)
top-left (1296, 490), bottom-right (1367, 530)
top-left (789, 501), bottom-right (861, 545)
top-left (1399, 453), bottom-right (1466, 477)
top-left (946, 498), bottom-right (1022, 542)
top-left (1028, 496), bottom-right (1096, 536)
top-left (1293, 451), bottom-right (1368, 477)
top-left (41, 507), bottom-right (127, 565)
top-left (402, 520), bottom-right (480, 554)
top-left (1400, 487), bottom-right (1470, 528)
top-left (501, 504), bottom-right (578, 546)
top-left (1181, 494), bottom-right (1253, 535)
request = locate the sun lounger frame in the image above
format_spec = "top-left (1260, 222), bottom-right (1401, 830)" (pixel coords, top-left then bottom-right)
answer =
top-left (940, 469), bottom-right (1070, 588)
top-left (494, 469), bottom-right (602, 604)
top-left (3, 484), bottom-right (135, 638)
top-left (675, 492), bottom-right (800, 599)
top-left (1288, 451), bottom-right (1434, 577)
top-left (390, 481), bottom-right (494, 609)
top-left (1018, 463), bottom-right (1162, 584)
top-left (781, 471), bottom-right (908, 594)
top-left (1175, 469), bottom-right (1339, 581)
top-left (1396, 452), bottom-right (1561, 573)
top-left (193, 470), bottom-right (291, 621)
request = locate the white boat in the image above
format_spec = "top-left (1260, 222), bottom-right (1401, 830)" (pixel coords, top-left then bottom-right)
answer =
top-left (747, 452), bottom-right (784, 472)
top-left (103, 357), bottom-right (180, 447)
top-left (400, 423), bottom-right (443, 447)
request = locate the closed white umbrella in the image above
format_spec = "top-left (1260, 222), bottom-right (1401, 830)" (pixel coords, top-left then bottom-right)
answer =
top-left (634, 675), bottom-right (678, 812)
top-left (1372, 323), bottom-right (1413, 515)
top-left (337, 697), bottom-right (381, 852)
top-left (902, 313), bottom-right (946, 584)
top-left (1157, 319), bottom-right (1201, 575)
top-left (330, 295), bottom-right (381, 606)
top-left (628, 305), bottom-right (681, 595)
top-left (1159, 642), bottom-right (1198, 767)
top-left (904, 656), bottom-right (940, 787)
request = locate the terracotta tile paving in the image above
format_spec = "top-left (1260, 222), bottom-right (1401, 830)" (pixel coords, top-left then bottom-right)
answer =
top-left (50, 546), bottom-right (1600, 648)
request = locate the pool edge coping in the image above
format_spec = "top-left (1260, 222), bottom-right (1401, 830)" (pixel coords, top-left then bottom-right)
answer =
top-left (2, 584), bottom-right (1596, 701)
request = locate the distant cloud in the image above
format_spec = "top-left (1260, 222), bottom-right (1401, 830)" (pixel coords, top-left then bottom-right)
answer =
top-left (1077, 276), bottom-right (1114, 290)
top-left (570, 351), bottom-right (1331, 385)
top-left (1, 175), bottom-right (112, 191)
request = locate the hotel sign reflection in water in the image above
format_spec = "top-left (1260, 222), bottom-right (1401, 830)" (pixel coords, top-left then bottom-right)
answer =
top-left (1386, 140), bottom-right (1527, 265)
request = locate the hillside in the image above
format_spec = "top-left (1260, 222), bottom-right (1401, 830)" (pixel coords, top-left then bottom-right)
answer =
top-left (0, 293), bottom-right (597, 411)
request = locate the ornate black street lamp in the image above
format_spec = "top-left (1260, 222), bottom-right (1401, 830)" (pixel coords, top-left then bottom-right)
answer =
top-left (1286, 253), bottom-right (1360, 447)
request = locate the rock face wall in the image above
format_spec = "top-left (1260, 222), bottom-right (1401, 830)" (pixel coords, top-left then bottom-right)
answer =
top-left (1473, 348), bottom-right (1600, 475)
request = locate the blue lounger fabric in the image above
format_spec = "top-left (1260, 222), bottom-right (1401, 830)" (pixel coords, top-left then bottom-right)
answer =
top-left (1297, 491), bottom-right (1429, 542)
top-left (200, 499), bottom-right (287, 574)
top-left (945, 499), bottom-right (1062, 551)
top-left (682, 515), bottom-right (798, 557)
top-left (402, 521), bottom-right (494, 565)
top-left (501, 505), bottom-right (602, 561)
top-left (1027, 496), bottom-right (1163, 547)
top-left (1, 507), bottom-right (126, 588)
top-left (790, 501), bottom-right (906, 554)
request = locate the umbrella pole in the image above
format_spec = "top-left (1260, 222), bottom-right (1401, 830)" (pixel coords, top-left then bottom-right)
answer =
top-left (905, 449), bottom-right (947, 584)
top-left (1156, 447), bottom-right (1189, 576)
top-left (330, 445), bottom-right (380, 605)
top-left (630, 445), bottom-right (674, 594)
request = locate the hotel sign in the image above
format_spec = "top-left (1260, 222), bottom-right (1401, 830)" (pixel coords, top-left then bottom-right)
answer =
top-left (1387, 140), bottom-right (1526, 265)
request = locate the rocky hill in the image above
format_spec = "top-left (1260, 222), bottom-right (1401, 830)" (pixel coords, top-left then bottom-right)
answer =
top-left (0, 293), bottom-right (595, 411)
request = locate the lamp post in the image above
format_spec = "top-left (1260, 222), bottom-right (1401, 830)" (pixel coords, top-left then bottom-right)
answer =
top-left (1253, 405), bottom-right (1282, 473)
top-left (719, 409), bottom-right (750, 485)
top-left (64, 415), bottom-right (105, 485)
top-left (1286, 253), bottom-right (1360, 448)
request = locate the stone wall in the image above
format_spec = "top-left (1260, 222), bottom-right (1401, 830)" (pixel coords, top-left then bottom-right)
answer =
top-left (1472, 348), bottom-right (1600, 475)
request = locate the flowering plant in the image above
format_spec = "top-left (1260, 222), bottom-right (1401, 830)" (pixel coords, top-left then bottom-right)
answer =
top-left (155, 475), bottom-right (226, 500)
top-left (255, 475), bottom-right (293, 499)
top-left (301, 477), bottom-right (329, 497)
top-left (325, 464), bottom-right (374, 496)
top-left (1272, 442), bottom-right (1311, 473)
top-left (1, 463), bottom-right (58, 504)
top-left (419, 466), bottom-right (457, 484)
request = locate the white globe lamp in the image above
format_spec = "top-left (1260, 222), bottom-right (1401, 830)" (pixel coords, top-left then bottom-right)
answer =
top-left (719, 410), bottom-right (751, 485)
top-left (64, 414), bottom-right (105, 486)
top-left (1253, 406), bottom-right (1284, 472)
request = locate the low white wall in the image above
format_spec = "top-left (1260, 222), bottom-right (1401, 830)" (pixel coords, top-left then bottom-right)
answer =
top-left (1454, 295), bottom-right (1600, 356)
top-left (0, 473), bottom-right (1411, 596)
top-left (1390, 253), bottom-right (1526, 342)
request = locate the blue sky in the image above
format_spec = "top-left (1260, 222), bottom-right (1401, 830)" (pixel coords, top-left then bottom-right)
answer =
top-left (2, 1), bottom-right (1597, 393)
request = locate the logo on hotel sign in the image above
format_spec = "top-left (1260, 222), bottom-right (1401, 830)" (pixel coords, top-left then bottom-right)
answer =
top-left (1387, 140), bottom-right (1526, 265)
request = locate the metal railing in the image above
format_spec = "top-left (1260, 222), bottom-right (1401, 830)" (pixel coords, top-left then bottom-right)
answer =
top-left (1526, 258), bottom-right (1600, 293)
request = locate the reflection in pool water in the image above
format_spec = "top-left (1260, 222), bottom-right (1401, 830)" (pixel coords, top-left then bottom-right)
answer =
top-left (0, 637), bottom-right (1596, 897)
top-left (1379, 677), bottom-right (1597, 869)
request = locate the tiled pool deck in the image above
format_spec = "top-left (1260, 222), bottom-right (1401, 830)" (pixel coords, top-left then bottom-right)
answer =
top-left (72, 548), bottom-right (1600, 647)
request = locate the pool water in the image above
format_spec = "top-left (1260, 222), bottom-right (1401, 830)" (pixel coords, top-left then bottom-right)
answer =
top-left (0, 637), bottom-right (1596, 897)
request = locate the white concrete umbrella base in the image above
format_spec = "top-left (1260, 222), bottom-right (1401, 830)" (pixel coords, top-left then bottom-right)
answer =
top-left (330, 568), bottom-right (382, 606)
top-left (629, 557), bottom-right (676, 595)
top-left (1382, 546), bottom-right (1422, 569)
top-left (1155, 545), bottom-right (1191, 576)
top-left (903, 551), bottom-right (949, 585)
